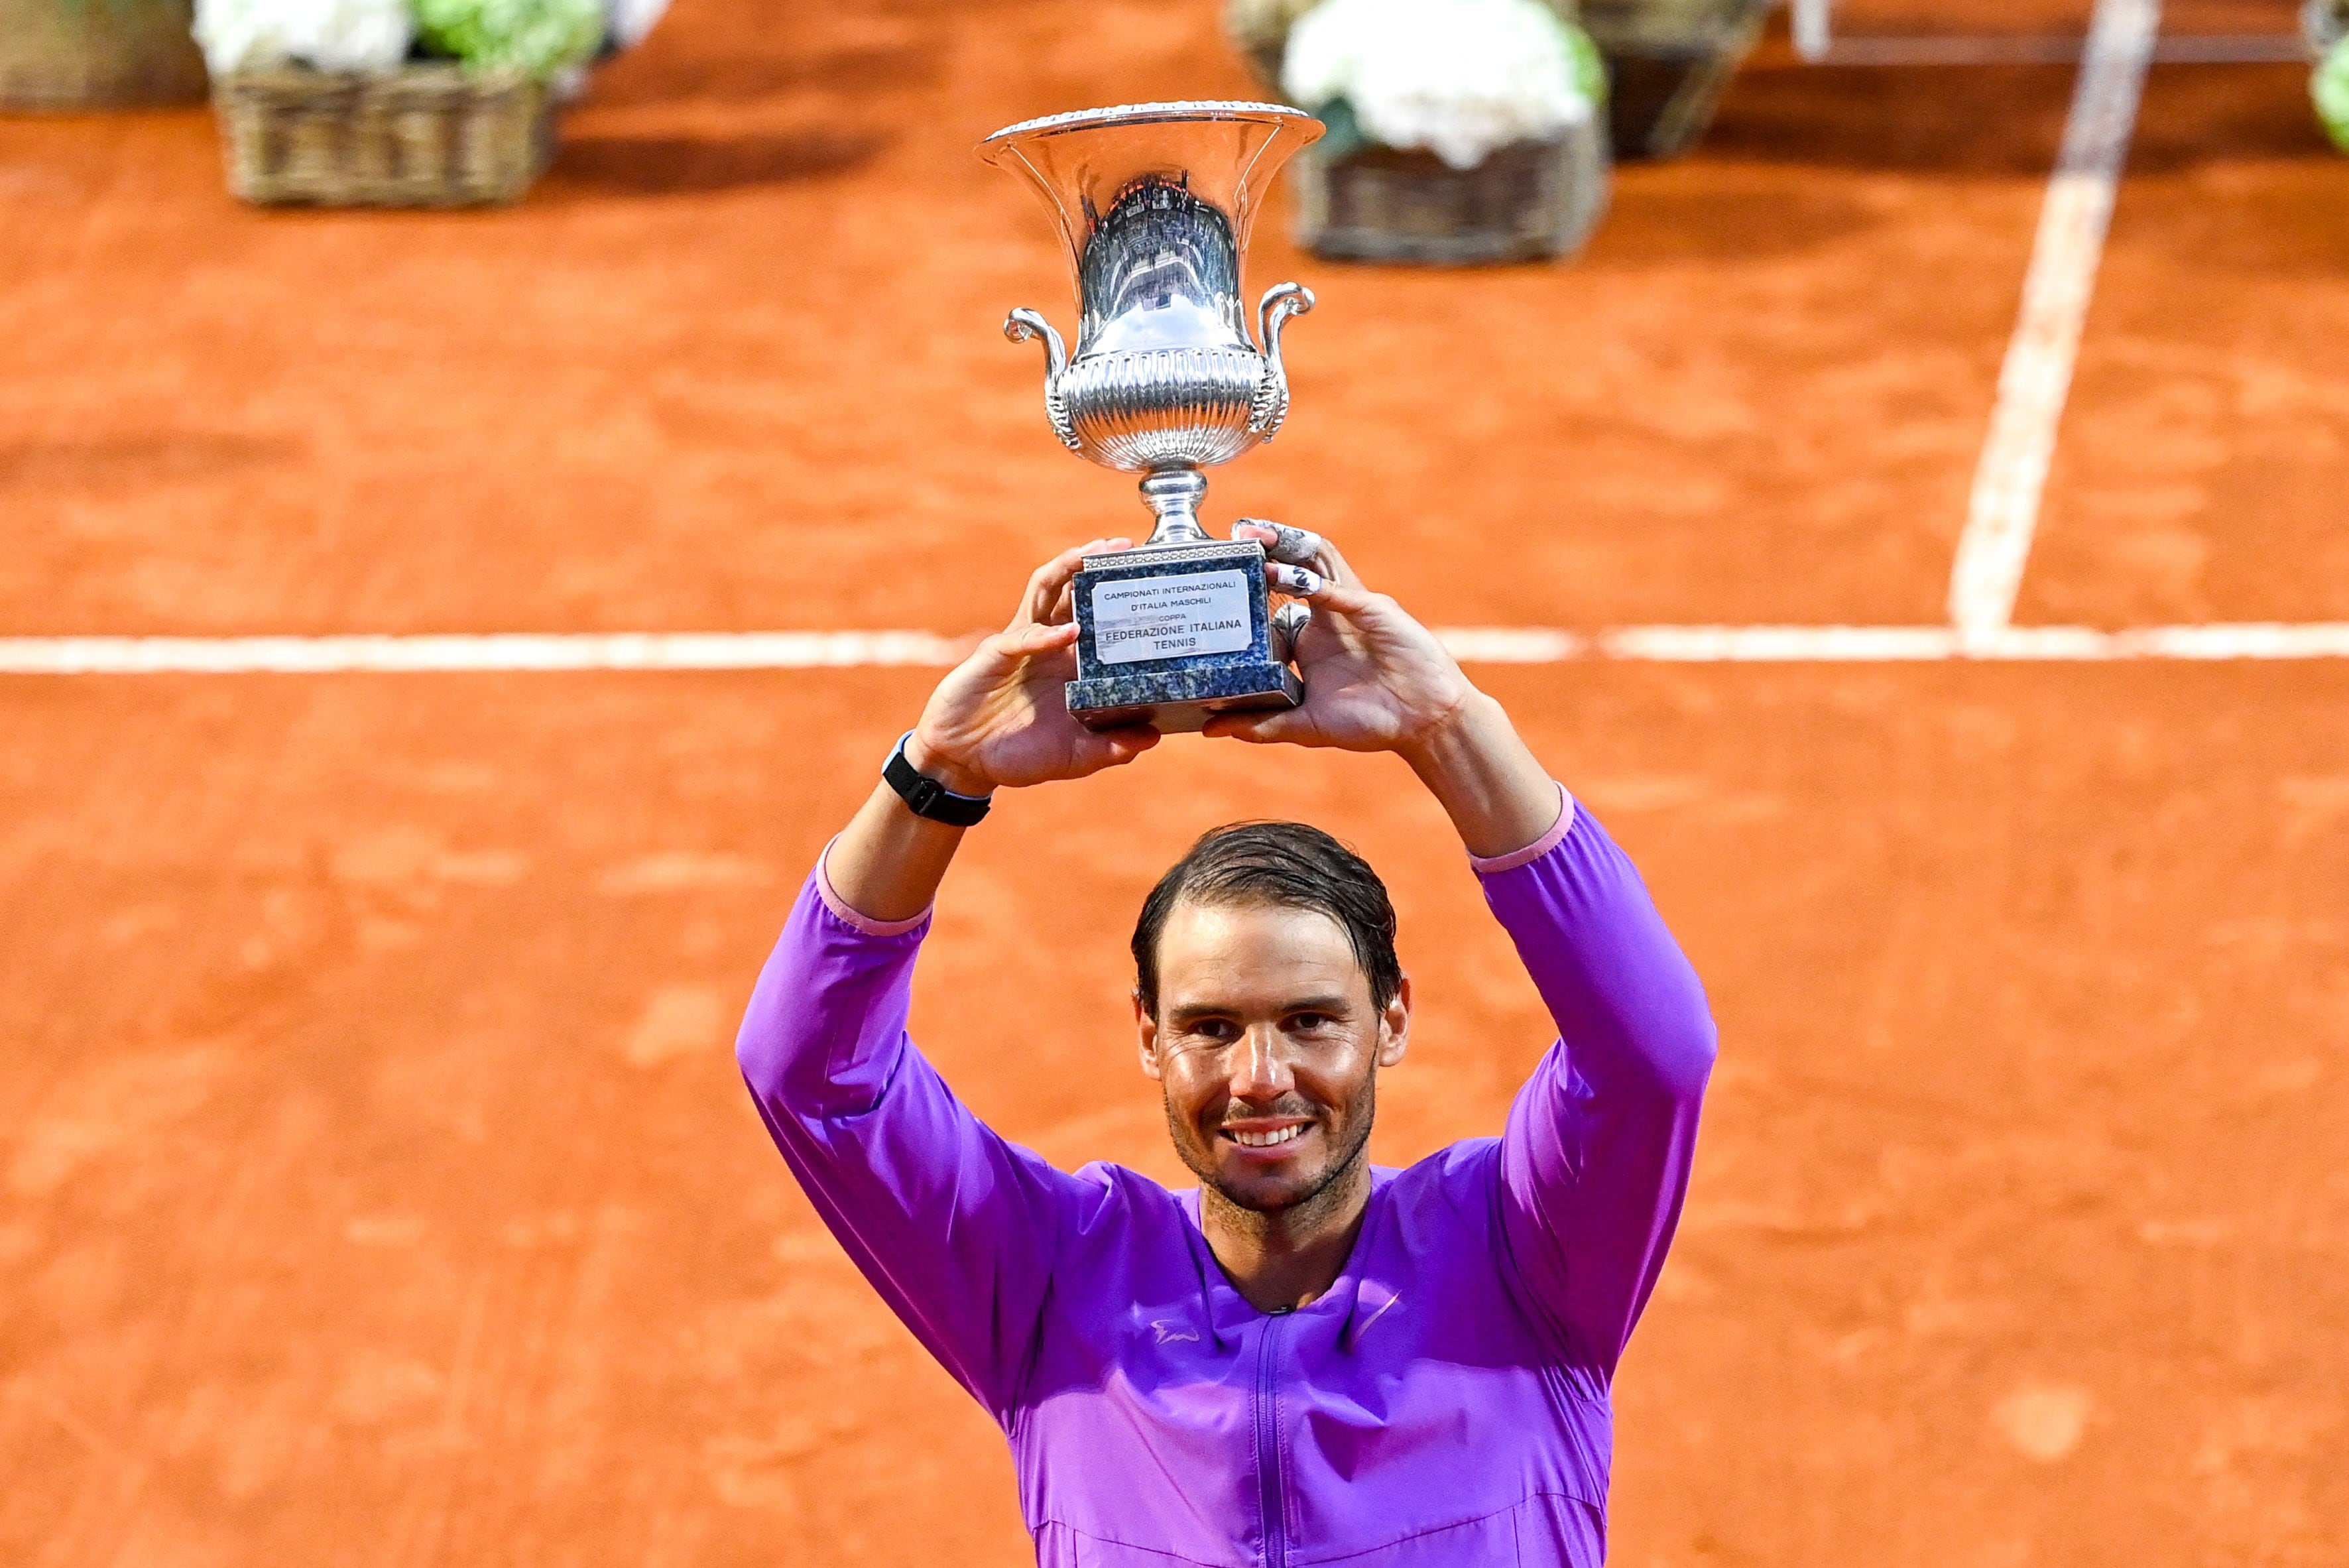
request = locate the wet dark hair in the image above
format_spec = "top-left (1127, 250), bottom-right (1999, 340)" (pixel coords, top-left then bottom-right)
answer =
top-left (1131, 821), bottom-right (1401, 1017)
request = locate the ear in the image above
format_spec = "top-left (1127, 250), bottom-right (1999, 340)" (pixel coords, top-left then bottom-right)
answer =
top-left (1134, 990), bottom-right (1164, 1081)
top-left (1375, 973), bottom-right (1411, 1069)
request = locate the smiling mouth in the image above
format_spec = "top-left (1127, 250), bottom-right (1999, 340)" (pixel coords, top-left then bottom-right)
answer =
top-left (1223, 1124), bottom-right (1308, 1149)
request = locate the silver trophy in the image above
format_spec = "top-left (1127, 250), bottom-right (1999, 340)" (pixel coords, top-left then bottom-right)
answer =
top-left (981, 100), bottom-right (1324, 733)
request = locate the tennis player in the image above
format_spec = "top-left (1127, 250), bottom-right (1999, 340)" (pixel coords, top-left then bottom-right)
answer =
top-left (737, 525), bottom-right (1716, 1566)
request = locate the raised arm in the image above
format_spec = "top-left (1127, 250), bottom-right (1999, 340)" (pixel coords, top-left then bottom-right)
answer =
top-left (738, 537), bottom-right (1160, 1418)
top-left (1478, 806), bottom-right (1715, 1383)
top-left (826, 536), bottom-right (1160, 922)
top-left (740, 876), bottom-right (1066, 1417)
top-left (1201, 519), bottom-right (1555, 855)
top-left (1207, 522), bottom-right (1716, 1382)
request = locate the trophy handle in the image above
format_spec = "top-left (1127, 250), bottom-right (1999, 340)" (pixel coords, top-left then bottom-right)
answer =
top-left (1004, 308), bottom-right (1081, 453)
top-left (1249, 283), bottom-right (1315, 440)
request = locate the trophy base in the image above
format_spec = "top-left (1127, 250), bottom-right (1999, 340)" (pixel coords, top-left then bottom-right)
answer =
top-left (1066, 662), bottom-right (1303, 735)
top-left (1066, 537), bottom-right (1302, 734)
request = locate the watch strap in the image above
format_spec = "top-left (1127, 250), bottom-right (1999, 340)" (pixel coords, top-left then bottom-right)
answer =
top-left (882, 733), bottom-right (993, 827)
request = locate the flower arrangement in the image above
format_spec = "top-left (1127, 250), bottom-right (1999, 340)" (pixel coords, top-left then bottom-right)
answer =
top-left (1280, 0), bottom-right (1606, 170)
top-left (195, 0), bottom-right (666, 206)
top-left (413, 0), bottom-right (603, 78)
top-left (1244, 0), bottom-right (1613, 265)
top-left (193, 0), bottom-right (615, 80)
top-left (195, 0), bottom-right (412, 74)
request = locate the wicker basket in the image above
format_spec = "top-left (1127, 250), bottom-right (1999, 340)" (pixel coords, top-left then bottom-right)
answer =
top-left (1580, 0), bottom-right (1771, 160)
top-left (1295, 125), bottom-right (1608, 265)
top-left (214, 65), bottom-right (554, 207)
top-left (1, 0), bottom-right (207, 109)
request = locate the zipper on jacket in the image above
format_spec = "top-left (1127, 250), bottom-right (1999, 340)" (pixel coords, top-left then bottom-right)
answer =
top-left (1254, 1310), bottom-right (1292, 1568)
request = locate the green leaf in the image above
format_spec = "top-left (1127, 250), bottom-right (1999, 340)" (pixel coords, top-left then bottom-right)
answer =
top-left (1560, 21), bottom-right (1608, 109)
top-left (412, 0), bottom-right (603, 79)
top-left (1313, 95), bottom-right (1370, 161)
top-left (2317, 37), bottom-right (2349, 154)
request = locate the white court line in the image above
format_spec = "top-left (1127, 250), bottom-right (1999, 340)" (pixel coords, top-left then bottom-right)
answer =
top-left (0, 631), bottom-right (971, 675)
top-left (1813, 33), bottom-right (2302, 65)
top-left (1599, 624), bottom-right (2349, 660)
top-left (6, 625), bottom-right (2349, 674)
top-left (1600, 625), bottom-right (1954, 662)
top-left (1947, 0), bottom-right (2161, 645)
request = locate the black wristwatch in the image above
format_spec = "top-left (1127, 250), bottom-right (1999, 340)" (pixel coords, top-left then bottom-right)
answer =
top-left (882, 732), bottom-right (993, 827)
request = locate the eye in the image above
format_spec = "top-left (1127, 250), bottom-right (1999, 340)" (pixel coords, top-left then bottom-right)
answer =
top-left (1187, 1018), bottom-right (1239, 1042)
top-left (1288, 1012), bottom-right (1331, 1033)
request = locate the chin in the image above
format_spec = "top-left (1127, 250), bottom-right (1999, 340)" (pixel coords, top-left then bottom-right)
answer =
top-left (1210, 1166), bottom-right (1327, 1213)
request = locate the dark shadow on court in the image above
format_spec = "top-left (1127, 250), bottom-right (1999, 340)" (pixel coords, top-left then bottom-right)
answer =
top-left (1585, 184), bottom-right (1882, 263)
top-left (543, 132), bottom-right (889, 196)
top-left (585, 38), bottom-right (946, 107)
top-left (1697, 60), bottom-right (2080, 173)
top-left (0, 435), bottom-right (296, 493)
top-left (2128, 61), bottom-right (2336, 171)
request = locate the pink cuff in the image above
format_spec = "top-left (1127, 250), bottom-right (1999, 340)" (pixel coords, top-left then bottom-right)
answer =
top-left (1468, 783), bottom-right (1575, 875)
top-left (814, 836), bottom-right (932, 937)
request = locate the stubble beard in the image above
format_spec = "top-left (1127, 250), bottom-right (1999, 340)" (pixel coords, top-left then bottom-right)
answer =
top-left (1166, 1068), bottom-right (1378, 1220)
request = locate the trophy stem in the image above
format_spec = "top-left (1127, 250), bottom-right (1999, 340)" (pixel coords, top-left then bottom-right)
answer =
top-left (1139, 468), bottom-right (1211, 546)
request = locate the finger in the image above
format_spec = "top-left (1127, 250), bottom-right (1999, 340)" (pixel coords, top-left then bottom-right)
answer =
top-left (1266, 562), bottom-right (1321, 598)
top-left (1270, 600), bottom-right (1310, 663)
top-left (1265, 562), bottom-right (1380, 617)
top-left (1201, 706), bottom-right (1323, 746)
top-left (1012, 619), bottom-right (1081, 653)
top-left (1237, 520), bottom-right (1362, 588)
top-left (1017, 540), bottom-right (1105, 628)
top-left (1015, 542), bottom-right (1096, 629)
top-left (974, 619), bottom-right (1079, 671)
top-left (1016, 538), bottom-right (1128, 629)
top-left (1076, 723), bottom-right (1160, 772)
top-left (1036, 536), bottom-right (1132, 625)
top-left (1232, 519), bottom-right (1327, 568)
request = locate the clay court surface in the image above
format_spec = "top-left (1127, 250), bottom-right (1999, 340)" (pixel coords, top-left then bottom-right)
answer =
top-left (5, 0), bottom-right (2348, 1562)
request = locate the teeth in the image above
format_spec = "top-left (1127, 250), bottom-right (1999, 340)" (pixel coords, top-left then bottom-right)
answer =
top-left (1230, 1125), bottom-right (1305, 1148)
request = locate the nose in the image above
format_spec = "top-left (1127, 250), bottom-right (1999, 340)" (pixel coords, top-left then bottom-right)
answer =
top-left (1229, 1024), bottom-right (1294, 1101)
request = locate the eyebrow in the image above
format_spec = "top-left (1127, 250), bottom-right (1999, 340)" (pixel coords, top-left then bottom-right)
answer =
top-left (1168, 994), bottom-right (1355, 1026)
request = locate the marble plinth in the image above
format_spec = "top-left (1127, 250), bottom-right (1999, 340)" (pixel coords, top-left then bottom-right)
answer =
top-left (1067, 538), bottom-right (1302, 733)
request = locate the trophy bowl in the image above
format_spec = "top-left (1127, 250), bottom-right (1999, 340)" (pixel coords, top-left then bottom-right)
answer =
top-left (982, 101), bottom-right (1324, 733)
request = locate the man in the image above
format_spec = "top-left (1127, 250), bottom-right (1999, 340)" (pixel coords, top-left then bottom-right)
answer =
top-left (737, 524), bottom-right (1716, 1566)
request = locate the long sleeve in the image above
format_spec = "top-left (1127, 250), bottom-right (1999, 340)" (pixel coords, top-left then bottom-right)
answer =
top-left (1480, 797), bottom-right (1717, 1387)
top-left (735, 863), bottom-right (1079, 1423)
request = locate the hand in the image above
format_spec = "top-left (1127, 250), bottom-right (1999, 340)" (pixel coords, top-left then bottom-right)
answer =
top-left (907, 538), bottom-right (1161, 794)
top-left (1205, 520), bottom-right (1560, 857)
top-left (1201, 522), bottom-right (1476, 758)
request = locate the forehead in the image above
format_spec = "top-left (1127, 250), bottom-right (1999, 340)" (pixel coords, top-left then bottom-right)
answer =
top-left (1153, 898), bottom-right (1365, 1001)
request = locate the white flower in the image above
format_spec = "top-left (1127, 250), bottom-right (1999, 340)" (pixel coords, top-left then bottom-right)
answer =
top-left (1284, 0), bottom-right (1594, 169)
top-left (194, 0), bottom-right (414, 74)
top-left (605, 0), bottom-right (670, 50)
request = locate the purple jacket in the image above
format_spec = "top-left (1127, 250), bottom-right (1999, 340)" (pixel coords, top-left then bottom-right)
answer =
top-left (737, 798), bottom-right (1715, 1567)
